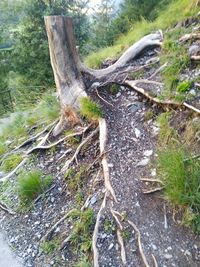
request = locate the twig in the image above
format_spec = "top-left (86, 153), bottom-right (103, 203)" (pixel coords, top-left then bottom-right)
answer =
top-left (99, 118), bottom-right (117, 202)
top-left (0, 202), bottom-right (16, 215)
top-left (57, 148), bottom-right (72, 162)
top-left (92, 193), bottom-right (107, 267)
top-left (117, 229), bottom-right (127, 265)
top-left (41, 209), bottom-right (77, 242)
top-left (152, 254), bottom-right (158, 267)
top-left (163, 204), bottom-right (168, 229)
top-left (0, 157), bottom-right (28, 183)
top-left (127, 219), bottom-right (150, 267)
top-left (142, 187), bottom-right (164, 194)
top-left (34, 184), bottom-right (56, 204)
top-left (179, 33), bottom-right (200, 43)
top-left (96, 89), bottom-right (114, 107)
top-left (62, 127), bottom-right (99, 172)
top-left (148, 62), bottom-right (168, 80)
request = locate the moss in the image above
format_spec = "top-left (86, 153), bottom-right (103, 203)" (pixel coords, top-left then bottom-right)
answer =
top-left (40, 239), bottom-right (59, 254)
top-left (177, 80), bottom-right (192, 93)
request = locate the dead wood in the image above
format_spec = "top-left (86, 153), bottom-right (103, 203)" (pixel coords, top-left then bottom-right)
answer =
top-left (142, 187), bottom-right (164, 194)
top-left (179, 33), bottom-right (200, 43)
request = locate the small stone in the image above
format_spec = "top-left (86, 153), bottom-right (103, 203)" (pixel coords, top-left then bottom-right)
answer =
top-left (137, 158), bottom-right (149, 167)
top-left (151, 244), bottom-right (157, 250)
top-left (50, 197), bottom-right (55, 203)
top-left (189, 89), bottom-right (196, 96)
top-left (164, 254), bottom-right (173, 260)
top-left (108, 163), bottom-right (114, 168)
top-left (151, 169), bottom-right (156, 176)
top-left (116, 92), bottom-right (121, 97)
top-left (34, 221), bottom-right (40, 225)
top-left (90, 195), bottom-right (97, 205)
top-left (108, 243), bottom-right (114, 250)
top-left (143, 150), bottom-right (153, 157)
top-left (135, 128), bottom-right (141, 138)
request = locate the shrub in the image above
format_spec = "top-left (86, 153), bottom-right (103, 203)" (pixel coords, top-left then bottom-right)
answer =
top-left (17, 169), bottom-right (53, 202)
top-left (79, 97), bottom-right (103, 120)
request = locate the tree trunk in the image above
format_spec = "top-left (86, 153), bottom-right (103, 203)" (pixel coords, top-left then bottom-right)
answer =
top-left (44, 16), bottom-right (163, 136)
top-left (44, 16), bottom-right (87, 136)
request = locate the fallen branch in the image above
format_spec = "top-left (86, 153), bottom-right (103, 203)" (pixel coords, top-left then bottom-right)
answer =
top-left (92, 193), bottom-right (107, 267)
top-left (0, 202), bottom-right (16, 215)
top-left (96, 89), bottom-right (114, 107)
top-left (127, 219), bottom-right (150, 267)
top-left (99, 118), bottom-right (117, 202)
top-left (0, 157), bottom-right (28, 183)
top-left (62, 127), bottom-right (99, 172)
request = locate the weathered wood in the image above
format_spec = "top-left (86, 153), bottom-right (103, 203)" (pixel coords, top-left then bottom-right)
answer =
top-left (44, 16), bottom-right (87, 135)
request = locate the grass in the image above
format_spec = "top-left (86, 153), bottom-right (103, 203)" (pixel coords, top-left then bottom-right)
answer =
top-left (40, 239), bottom-right (59, 254)
top-left (157, 148), bottom-right (200, 232)
top-left (68, 208), bottom-right (95, 253)
top-left (1, 154), bottom-right (23, 172)
top-left (103, 218), bottom-right (115, 233)
top-left (65, 167), bottom-right (87, 192)
top-left (17, 169), bottom-right (53, 203)
top-left (85, 0), bottom-right (199, 68)
top-left (80, 97), bottom-right (103, 120)
top-left (156, 112), bottom-right (200, 232)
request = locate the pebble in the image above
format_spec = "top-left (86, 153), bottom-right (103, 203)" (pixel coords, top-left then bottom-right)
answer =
top-left (137, 158), bottom-right (149, 167)
top-left (164, 254), bottom-right (173, 260)
top-left (108, 243), bottom-right (114, 250)
top-left (143, 150), bottom-right (153, 157)
top-left (135, 128), bottom-right (141, 138)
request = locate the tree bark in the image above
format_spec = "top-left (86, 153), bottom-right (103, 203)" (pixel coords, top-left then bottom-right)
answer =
top-left (44, 16), bottom-right (87, 136)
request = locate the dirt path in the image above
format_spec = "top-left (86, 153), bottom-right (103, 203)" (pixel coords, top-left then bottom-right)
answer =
top-left (97, 86), bottom-right (200, 266)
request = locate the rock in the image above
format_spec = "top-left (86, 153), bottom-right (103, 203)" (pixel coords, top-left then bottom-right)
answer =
top-left (135, 128), bottom-right (141, 138)
top-left (143, 150), bottom-right (153, 157)
top-left (90, 195), bottom-right (97, 205)
top-left (116, 92), bottom-right (121, 98)
top-left (137, 158), bottom-right (149, 167)
top-left (164, 254), bottom-right (173, 260)
top-left (189, 89), bottom-right (196, 96)
top-left (189, 44), bottom-right (200, 57)
top-left (108, 243), bottom-right (114, 250)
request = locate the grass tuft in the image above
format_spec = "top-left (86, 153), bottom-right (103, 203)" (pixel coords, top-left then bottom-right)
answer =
top-left (40, 239), bottom-right (59, 255)
top-left (80, 97), bottom-right (103, 120)
top-left (17, 169), bottom-right (53, 203)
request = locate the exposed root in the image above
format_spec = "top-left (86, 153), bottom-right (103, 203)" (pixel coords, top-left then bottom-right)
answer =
top-left (142, 187), bottom-right (164, 194)
top-left (13, 120), bottom-right (58, 151)
top-left (0, 157), bottom-right (28, 183)
top-left (62, 127), bottom-right (99, 172)
top-left (41, 209), bottom-right (77, 242)
top-left (179, 33), bottom-right (200, 43)
top-left (96, 89), bottom-right (114, 107)
top-left (0, 202), bottom-right (16, 215)
top-left (27, 128), bottom-right (88, 155)
top-left (60, 233), bottom-right (73, 250)
top-left (125, 80), bottom-right (200, 114)
top-left (127, 219), bottom-right (150, 267)
top-left (57, 148), bottom-right (72, 162)
top-left (140, 177), bottom-right (164, 185)
top-left (99, 118), bottom-right (117, 202)
top-left (111, 209), bottom-right (123, 230)
top-left (92, 192), bottom-right (107, 267)
top-left (191, 55), bottom-right (200, 61)
top-left (152, 254), bottom-right (158, 267)
top-left (117, 229), bottom-right (127, 265)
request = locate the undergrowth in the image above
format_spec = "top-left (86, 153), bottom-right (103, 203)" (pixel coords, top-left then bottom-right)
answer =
top-left (1, 154), bottom-right (23, 172)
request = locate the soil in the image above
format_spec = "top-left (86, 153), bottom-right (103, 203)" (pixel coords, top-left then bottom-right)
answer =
top-left (0, 36), bottom-right (200, 267)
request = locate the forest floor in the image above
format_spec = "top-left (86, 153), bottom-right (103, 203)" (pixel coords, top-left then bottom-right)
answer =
top-left (1, 19), bottom-right (200, 266)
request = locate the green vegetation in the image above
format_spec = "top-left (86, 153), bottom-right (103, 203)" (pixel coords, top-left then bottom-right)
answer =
top-left (103, 218), bottom-right (115, 233)
top-left (177, 80), bottom-right (192, 93)
top-left (65, 167), bottom-right (87, 192)
top-left (80, 97), bottom-right (103, 120)
top-left (75, 259), bottom-right (91, 267)
top-left (1, 154), bottom-right (23, 172)
top-left (144, 110), bottom-right (154, 121)
top-left (85, 0), bottom-right (199, 68)
top-left (40, 239), bottom-right (59, 255)
top-left (17, 169), bottom-right (53, 203)
top-left (122, 229), bottom-right (132, 241)
top-left (156, 112), bottom-right (200, 232)
top-left (68, 208), bottom-right (95, 253)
